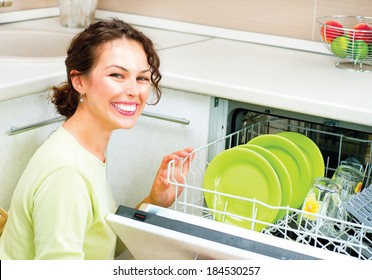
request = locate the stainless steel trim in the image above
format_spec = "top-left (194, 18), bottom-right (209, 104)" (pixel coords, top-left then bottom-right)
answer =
top-left (141, 111), bottom-right (190, 125)
top-left (7, 116), bottom-right (66, 136)
top-left (7, 111), bottom-right (189, 136)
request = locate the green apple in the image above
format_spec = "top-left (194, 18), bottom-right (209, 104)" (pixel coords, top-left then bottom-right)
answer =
top-left (331, 36), bottom-right (350, 58)
top-left (350, 39), bottom-right (369, 61)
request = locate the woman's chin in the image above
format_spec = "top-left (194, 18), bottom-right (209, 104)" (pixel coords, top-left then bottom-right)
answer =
top-left (116, 120), bottom-right (138, 130)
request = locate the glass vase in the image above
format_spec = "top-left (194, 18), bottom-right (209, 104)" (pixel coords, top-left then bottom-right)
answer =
top-left (58, 0), bottom-right (98, 28)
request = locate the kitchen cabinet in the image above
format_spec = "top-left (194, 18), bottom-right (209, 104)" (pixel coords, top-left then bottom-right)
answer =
top-left (0, 91), bottom-right (61, 210)
top-left (106, 88), bottom-right (211, 207)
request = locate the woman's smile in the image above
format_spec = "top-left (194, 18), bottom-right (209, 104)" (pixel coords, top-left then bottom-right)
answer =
top-left (112, 102), bottom-right (138, 116)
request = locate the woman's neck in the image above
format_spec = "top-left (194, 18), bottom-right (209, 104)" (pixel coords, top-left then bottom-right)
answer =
top-left (62, 112), bottom-right (111, 163)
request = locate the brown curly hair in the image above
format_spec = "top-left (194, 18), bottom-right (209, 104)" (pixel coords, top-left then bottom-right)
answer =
top-left (50, 18), bottom-right (162, 119)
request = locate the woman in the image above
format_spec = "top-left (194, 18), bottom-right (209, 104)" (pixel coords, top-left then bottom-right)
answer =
top-left (0, 18), bottom-right (193, 259)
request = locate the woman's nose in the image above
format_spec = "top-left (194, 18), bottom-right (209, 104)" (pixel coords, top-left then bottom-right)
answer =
top-left (125, 78), bottom-right (140, 96)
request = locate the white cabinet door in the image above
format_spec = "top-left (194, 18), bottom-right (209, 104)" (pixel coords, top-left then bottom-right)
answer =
top-left (106, 88), bottom-right (211, 207)
top-left (0, 92), bottom-right (61, 210)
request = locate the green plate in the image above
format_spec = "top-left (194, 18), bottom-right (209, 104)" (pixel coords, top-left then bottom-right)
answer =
top-left (203, 147), bottom-right (281, 231)
top-left (248, 134), bottom-right (311, 209)
top-left (277, 131), bottom-right (325, 181)
top-left (240, 144), bottom-right (292, 220)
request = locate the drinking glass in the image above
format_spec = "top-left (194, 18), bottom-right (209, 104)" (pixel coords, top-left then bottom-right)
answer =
top-left (332, 164), bottom-right (364, 202)
top-left (301, 177), bottom-right (346, 237)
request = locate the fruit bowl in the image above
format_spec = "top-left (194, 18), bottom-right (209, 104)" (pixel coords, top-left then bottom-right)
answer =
top-left (318, 15), bottom-right (372, 71)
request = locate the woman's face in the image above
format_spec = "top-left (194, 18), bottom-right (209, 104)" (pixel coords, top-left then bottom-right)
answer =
top-left (76, 38), bottom-right (151, 132)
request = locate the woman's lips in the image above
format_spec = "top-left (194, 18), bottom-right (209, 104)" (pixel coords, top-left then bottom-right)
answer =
top-left (112, 102), bottom-right (138, 116)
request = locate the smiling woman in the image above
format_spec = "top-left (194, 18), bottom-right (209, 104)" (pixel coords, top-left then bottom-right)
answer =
top-left (0, 18), bottom-right (193, 260)
top-left (66, 38), bottom-right (153, 137)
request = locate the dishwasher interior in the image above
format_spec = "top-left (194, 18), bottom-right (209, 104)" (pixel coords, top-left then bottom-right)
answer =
top-left (165, 98), bottom-right (372, 260)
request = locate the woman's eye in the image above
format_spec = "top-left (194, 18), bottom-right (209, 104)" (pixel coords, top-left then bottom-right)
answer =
top-left (110, 73), bottom-right (124, 79)
top-left (137, 76), bottom-right (150, 82)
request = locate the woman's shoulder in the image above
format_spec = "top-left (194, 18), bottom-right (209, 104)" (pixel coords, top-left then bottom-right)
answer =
top-left (31, 127), bottom-right (76, 164)
top-left (26, 125), bottom-right (105, 180)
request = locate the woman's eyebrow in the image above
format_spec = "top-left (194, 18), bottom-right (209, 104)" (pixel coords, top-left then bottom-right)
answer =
top-left (105, 65), bottom-right (150, 73)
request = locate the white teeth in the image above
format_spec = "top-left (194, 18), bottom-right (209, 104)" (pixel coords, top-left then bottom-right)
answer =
top-left (113, 103), bottom-right (136, 112)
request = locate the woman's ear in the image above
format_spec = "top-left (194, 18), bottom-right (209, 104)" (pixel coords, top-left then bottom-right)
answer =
top-left (70, 70), bottom-right (84, 94)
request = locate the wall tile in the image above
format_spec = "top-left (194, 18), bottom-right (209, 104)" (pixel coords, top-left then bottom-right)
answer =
top-left (314, 0), bottom-right (372, 41)
top-left (98, 0), bottom-right (316, 40)
top-left (2, 0), bottom-right (372, 41)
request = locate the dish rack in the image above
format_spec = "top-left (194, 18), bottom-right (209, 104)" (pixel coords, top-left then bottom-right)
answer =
top-left (167, 118), bottom-right (372, 259)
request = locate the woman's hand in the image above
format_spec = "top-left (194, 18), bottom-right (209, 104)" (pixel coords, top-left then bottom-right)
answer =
top-left (138, 147), bottom-right (194, 208)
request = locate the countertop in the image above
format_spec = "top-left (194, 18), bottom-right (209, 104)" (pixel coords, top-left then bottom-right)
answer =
top-left (159, 38), bottom-right (372, 130)
top-left (1, 10), bottom-right (372, 129)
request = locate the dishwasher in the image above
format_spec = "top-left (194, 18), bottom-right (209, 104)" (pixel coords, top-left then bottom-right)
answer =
top-left (107, 98), bottom-right (372, 260)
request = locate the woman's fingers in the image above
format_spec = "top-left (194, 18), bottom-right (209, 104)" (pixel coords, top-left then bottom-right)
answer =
top-left (147, 147), bottom-right (194, 207)
top-left (159, 147), bottom-right (194, 169)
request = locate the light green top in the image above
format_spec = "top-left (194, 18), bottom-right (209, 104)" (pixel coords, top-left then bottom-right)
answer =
top-left (0, 126), bottom-right (117, 259)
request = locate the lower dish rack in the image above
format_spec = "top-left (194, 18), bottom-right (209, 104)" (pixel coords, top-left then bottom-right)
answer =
top-left (167, 118), bottom-right (372, 259)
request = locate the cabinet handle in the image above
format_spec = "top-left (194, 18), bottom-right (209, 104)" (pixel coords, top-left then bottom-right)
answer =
top-left (7, 111), bottom-right (190, 136)
top-left (141, 111), bottom-right (190, 125)
top-left (7, 116), bottom-right (66, 136)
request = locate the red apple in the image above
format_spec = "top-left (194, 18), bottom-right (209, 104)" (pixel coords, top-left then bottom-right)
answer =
top-left (320, 20), bottom-right (344, 43)
top-left (349, 23), bottom-right (372, 44)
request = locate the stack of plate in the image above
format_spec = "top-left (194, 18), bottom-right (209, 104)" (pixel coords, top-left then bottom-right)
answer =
top-left (203, 132), bottom-right (325, 232)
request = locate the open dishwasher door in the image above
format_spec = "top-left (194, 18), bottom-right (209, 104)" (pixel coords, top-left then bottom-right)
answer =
top-left (106, 204), bottom-right (352, 260)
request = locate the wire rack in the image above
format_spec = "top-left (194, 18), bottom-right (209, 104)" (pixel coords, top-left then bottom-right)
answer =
top-left (167, 118), bottom-right (372, 259)
top-left (317, 15), bottom-right (372, 71)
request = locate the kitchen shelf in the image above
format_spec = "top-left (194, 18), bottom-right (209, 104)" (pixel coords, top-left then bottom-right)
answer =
top-left (167, 118), bottom-right (372, 259)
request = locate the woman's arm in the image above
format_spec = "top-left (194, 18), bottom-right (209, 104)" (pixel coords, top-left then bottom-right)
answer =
top-left (33, 167), bottom-right (92, 259)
